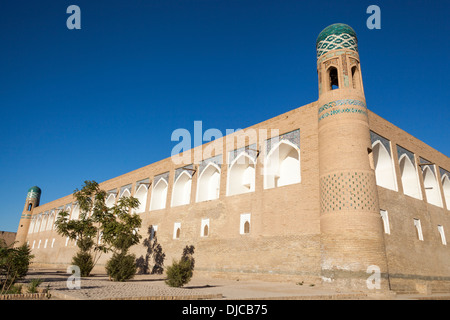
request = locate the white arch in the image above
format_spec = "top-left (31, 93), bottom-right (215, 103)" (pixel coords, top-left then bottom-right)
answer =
top-left (29, 216), bottom-right (36, 234)
top-left (105, 193), bottom-right (116, 208)
top-left (372, 141), bottom-right (397, 191)
top-left (120, 188), bottom-right (131, 198)
top-left (227, 152), bottom-right (256, 196)
top-left (71, 204), bottom-right (80, 220)
top-left (150, 178), bottom-right (168, 211)
top-left (399, 154), bottom-right (422, 200)
top-left (133, 184), bottom-right (148, 213)
top-left (34, 214), bottom-right (42, 233)
top-left (264, 140), bottom-right (301, 189)
top-left (422, 166), bottom-right (442, 207)
top-left (171, 171), bottom-right (192, 207)
top-left (47, 211), bottom-right (55, 231)
top-left (442, 174), bottom-right (450, 210)
top-left (40, 213), bottom-right (48, 232)
top-left (196, 162), bottom-right (221, 202)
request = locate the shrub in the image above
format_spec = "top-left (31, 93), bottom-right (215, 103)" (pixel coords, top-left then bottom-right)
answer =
top-left (0, 242), bottom-right (34, 294)
top-left (106, 252), bottom-right (137, 282)
top-left (28, 278), bottom-right (43, 293)
top-left (165, 258), bottom-right (193, 288)
top-left (72, 251), bottom-right (94, 277)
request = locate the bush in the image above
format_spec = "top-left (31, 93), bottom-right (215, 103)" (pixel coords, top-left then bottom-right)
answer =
top-left (165, 258), bottom-right (193, 288)
top-left (28, 278), bottom-right (43, 293)
top-left (72, 251), bottom-right (94, 277)
top-left (0, 242), bottom-right (34, 293)
top-left (106, 252), bottom-right (137, 282)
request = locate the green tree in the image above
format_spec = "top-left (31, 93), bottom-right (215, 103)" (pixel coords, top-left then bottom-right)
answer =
top-left (165, 245), bottom-right (195, 288)
top-left (0, 240), bottom-right (34, 294)
top-left (54, 181), bottom-right (108, 276)
top-left (103, 196), bottom-right (142, 281)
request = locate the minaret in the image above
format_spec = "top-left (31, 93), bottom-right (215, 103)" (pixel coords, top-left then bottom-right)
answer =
top-left (15, 186), bottom-right (41, 247)
top-left (316, 24), bottom-right (389, 290)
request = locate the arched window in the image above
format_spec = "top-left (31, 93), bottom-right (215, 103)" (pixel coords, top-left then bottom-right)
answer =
top-left (264, 140), bottom-right (301, 189)
top-left (34, 214), bottom-right (42, 233)
top-left (71, 204), bottom-right (80, 220)
top-left (29, 216), bottom-right (36, 234)
top-left (133, 184), bottom-right (148, 213)
top-left (442, 175), bottom-right (450, 210)
top-left (351, 65), bottom-right (361, 90)
top-left (328, 66), bottom-right (339, 90)
top-left (196, 163), bottom-right (221, 202)
top-left (372, 141), bottom-right (397, 191)
top-left (227, 153), bottom-right (256, 196)
top-left (244, 221), bottom-right (250, 234)
top-left (150, 178), bottom-right (168, 211)
top-left (422, 166), bottom-right (442, 207)
top-left (28, 203), bottom-right (32, 211)
top-left (399, 154), bottom-right (422, 199)
top-left (105, 193), bottom-right (116, 208)
top-left (173, 223), bottom-right (181, 239)
top-left (171, 171), bottom-right (192, 207)
top-left (120, 189), bottom-right (131, 198)
top-left (47, 211), bottom-right (55, 231)
top-left (203, 225), bottom-right (209, 237)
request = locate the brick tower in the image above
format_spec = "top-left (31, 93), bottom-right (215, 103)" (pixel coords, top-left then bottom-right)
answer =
top-left (15, 186), bottom-right (41, 247)
top-left (316, 24), bottom-right (389, 290)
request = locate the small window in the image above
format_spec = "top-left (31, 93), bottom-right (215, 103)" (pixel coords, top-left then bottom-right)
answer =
top-left (201, 219), bottom-right (210, 237)
top-left (28, 203), bottom-right (32, 211)
top-left (328, 67), bottom-right (339, 90)
top-left (240, 213), bottom-right (251, 235)
top-left (380, 210), bottom-right (390, 234)
top-left (351, 66), bottom-right (361, 90)
top-left (438, 225), bottom-right (447, 245)
top-left (150, 225), bottom-right (158, 241)
top-left (414, 219), bottom-right (424, 241)
top-left (51, 238), bottom-right (56, 248)
top-left (173, 223), bottom-right (181, 239)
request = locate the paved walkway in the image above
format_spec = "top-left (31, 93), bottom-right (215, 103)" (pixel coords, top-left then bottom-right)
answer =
top-left (19, 269), bottom-right (450, 300)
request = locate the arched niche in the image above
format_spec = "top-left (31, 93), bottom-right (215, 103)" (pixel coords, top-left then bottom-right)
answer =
top-left (442, 175), bottom-right (450, 210)
top-left (171, 171), bottom-right (192, 207)
top-left (372, 141), bottom-right (397, 191)
top-left (105, 193), bottom-right (116, 208)
top-left (264, 140), bottom-right (301, 189)
top-left (422, 166), bottom-right (442, 207)
top-left (196, 163), bottom-right (221, 202)
top-left (150, 178), bottom-right (168, 211)
top-left (227, 152), bottom-right (256, 196)
top-left (133, 184), bottom-right (148, 213)
top-left (399, 154), bottom-right (422, 199)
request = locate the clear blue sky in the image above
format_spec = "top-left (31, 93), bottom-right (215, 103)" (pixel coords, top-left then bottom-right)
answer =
top-left (1, 0), bottom-right (449, 232)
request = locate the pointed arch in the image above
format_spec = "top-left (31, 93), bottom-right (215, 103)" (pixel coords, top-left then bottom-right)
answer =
top-left (227, 152), bottom-right (256, 196)
top-left (196, 162), bottom-right (221, 202)
top-left (150, 178), bottom-right (168, 211)
top-left (422, 166), bottom-right (442, 207)
top-left (133, 184), bottom-right (148, 213)
top-left (34, 214), bottom-right (42, 233)
top-left (47, 211), bottom-right (55, 231)
top-left (171, 171), bottom-right (192, 207)
top-left (70, 204), bottom-right (80, 220)
top-left (29, 216), bottom-right (36, 234)
top-left (372, 141), bottom-right (397, 191)
top-left (442, 174), bottom-right (450, 210)
top-left (399, 154), bottom-right (422, 199)
top-left (264, 140), bottom-right (301, 189)
top-left (105, 193), bottom-right (116, 208)
top-left (120, 189), bottom-right (131, 199)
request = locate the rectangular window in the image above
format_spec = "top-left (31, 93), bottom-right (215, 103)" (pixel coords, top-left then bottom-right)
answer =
top-left (51, 238), bottom-right (55, 248)
top-left (44, 239), bottom-right (48, 249)
top-left (438, 225), bottom-right (447, 245)
top-left (414, 219), bottom-right (424, 241)
top-left (150, 225), bottom-right (158, 241)
top-left (380, 210), bottom-right (390, 234)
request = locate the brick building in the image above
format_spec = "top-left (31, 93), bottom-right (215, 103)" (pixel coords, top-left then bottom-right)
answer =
top-left (15, 24), bottom-right (450, 293)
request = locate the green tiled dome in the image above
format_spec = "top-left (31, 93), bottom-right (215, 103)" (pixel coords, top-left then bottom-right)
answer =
top-left (316, 23), bottom-right (358, 58)
top-left (316, 23), bottom-right (357, 46)
top-left (27, 186), bottom-right (41, 199)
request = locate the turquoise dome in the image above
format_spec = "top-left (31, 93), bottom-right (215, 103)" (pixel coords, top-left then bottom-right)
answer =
top-left (26, 186), bottom-right (41, 199)
top-left (316, 23), bottom-right (358, 58)
top-left (316, 23), bottom-right (357, 46)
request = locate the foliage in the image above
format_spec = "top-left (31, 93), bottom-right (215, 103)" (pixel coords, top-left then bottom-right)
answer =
top-left (106, 252), bottom-right (137, 282)
top-left (28, 278), bottom-right (43, 293)
top-left (0, 240), bottom-right (34, 294)
top-left (54, 180), bottom-right (142, 278)
top-left (165, 245), bottom-right (195, 288)
top-left (72, 251), bottom-right (95, 277)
